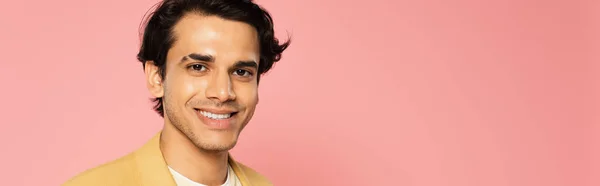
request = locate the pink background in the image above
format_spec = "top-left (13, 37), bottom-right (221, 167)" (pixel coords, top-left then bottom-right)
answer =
top-left (0, 0), bottom-right (597, 185)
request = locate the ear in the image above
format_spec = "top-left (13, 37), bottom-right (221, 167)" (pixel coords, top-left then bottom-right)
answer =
top-left (145, 61), bottom-right (164, 98)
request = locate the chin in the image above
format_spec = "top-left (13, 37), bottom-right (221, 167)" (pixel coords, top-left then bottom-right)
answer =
top-left (190, 132), bottom-right (239, 152)
top-left (194, 140), bottom-right (238, 152)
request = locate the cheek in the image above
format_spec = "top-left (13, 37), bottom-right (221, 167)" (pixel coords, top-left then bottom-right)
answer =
top-left (182, 77), bottom-right (209, 103)
top-left (166, 72), bottom-right (208, 105)
top-left (185, 78), bottom-right (208, 94)
top-left (236, 83), bottom-right (259, 106)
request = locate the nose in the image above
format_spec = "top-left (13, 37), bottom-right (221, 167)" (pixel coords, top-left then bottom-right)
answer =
top-left (205, 70), bottom-right (236, 103)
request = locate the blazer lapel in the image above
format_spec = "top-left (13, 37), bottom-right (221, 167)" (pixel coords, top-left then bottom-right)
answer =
top-left (133, 132), bottom-right (177, 186)
top-left (229, 156), bottom-right (253, 186)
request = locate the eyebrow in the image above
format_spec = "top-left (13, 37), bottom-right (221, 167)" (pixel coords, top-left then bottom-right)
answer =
top-left (234, 61), bottom-right (258, 69)
top-left (181, 53), bottom-right (258, 69)
top-left (181, 53), bottom-right (214, 63)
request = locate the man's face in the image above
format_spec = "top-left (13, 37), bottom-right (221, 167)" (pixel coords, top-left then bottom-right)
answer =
top-left (148, 14), bottom-right (260, 152)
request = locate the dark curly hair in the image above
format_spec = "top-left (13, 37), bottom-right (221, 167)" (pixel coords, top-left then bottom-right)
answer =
top-left (136, 0), bottom-right (291, 117)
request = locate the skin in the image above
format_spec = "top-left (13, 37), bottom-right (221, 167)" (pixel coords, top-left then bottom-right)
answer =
top-left (144, 13), bottom-right (260, 185)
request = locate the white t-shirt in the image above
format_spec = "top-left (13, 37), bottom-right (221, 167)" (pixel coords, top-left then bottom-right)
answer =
top-left (168, 165), bottom-right (241, 186)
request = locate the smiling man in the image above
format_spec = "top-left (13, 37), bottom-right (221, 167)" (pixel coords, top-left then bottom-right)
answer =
top-left (63, 0), bottom-right (290, 185)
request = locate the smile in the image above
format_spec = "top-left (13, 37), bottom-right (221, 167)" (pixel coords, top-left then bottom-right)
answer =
top-left (198, 110), bottom-right (234, 120)
top-left (194, 109), bottom-right (238, 129)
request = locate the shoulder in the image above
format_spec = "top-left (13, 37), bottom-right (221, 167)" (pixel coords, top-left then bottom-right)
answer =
top-left (62, 153), bottom-right (138, 186)
top-left (233, 161), bottom-right (273, 186)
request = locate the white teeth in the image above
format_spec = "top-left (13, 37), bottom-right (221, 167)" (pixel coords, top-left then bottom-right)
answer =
top-left (200, 111), bottom-right (232, 120)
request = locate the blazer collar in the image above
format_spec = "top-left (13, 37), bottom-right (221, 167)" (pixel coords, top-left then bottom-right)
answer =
top-left (133, 132), bottom-right (253, 186)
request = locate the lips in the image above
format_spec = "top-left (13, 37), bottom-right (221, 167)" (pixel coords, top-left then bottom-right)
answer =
top-left (194, 108), bottom-right (238, 129)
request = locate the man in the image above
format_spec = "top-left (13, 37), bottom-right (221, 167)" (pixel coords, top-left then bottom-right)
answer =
top-left (63, 0), bottom-right (290, 185)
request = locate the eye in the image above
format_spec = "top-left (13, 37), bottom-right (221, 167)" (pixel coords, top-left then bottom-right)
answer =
top-left (233, 69), bottom-right (253, 77)
top-left (189, 64), bottom-right (207, 72)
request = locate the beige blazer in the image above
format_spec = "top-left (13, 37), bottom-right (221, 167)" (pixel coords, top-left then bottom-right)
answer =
top-left (62, 132), bottom-right (272, 186)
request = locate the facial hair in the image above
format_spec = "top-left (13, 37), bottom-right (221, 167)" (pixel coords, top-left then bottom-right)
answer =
top-left (162, 84), bottom-right (239, 152)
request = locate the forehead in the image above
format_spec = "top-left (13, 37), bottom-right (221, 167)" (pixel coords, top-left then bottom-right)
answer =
top-left (168, 14), bottom-right (260, 63)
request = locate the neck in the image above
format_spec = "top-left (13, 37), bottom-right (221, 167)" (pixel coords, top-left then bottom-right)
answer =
top-left (160, 122), bottom-right (229, 185)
